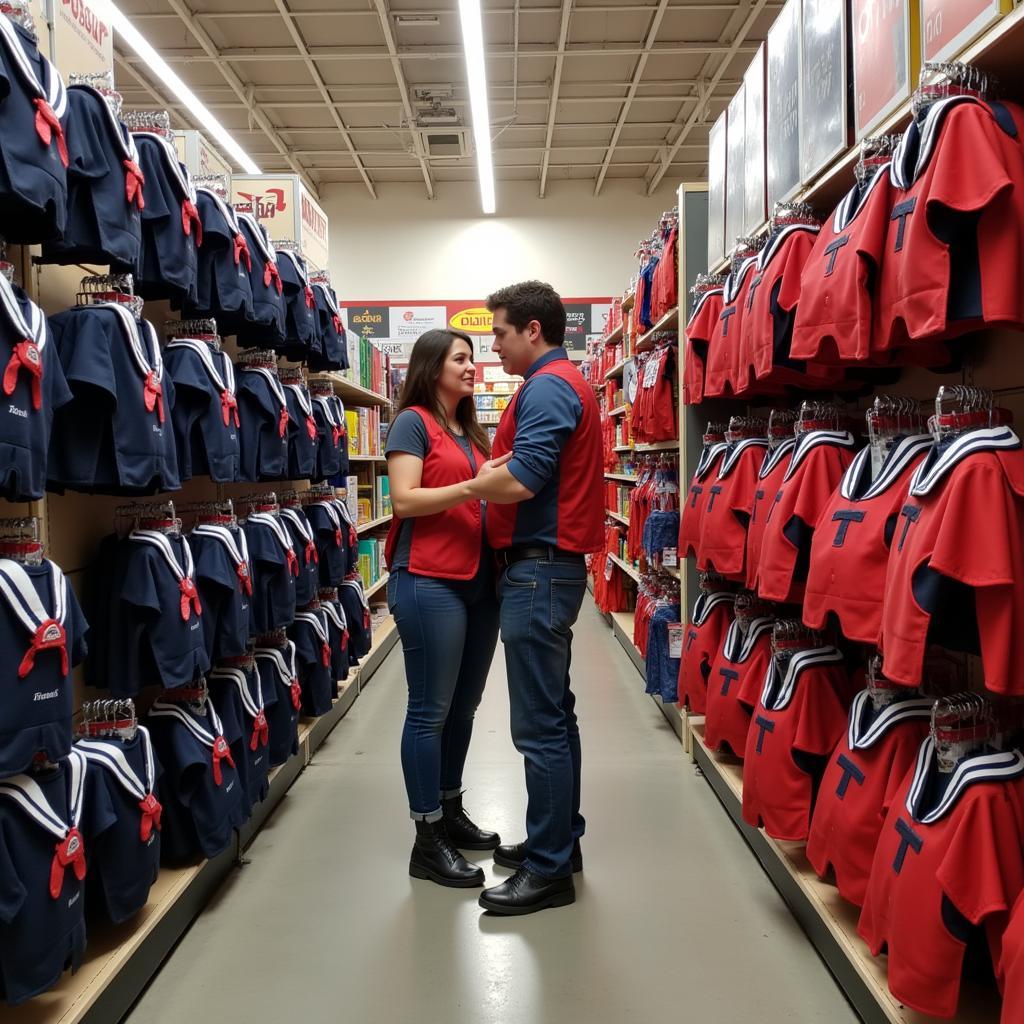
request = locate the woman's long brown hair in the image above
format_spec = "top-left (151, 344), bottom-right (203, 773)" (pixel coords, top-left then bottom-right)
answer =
top-left (396, 329), bottom-right (491, 457)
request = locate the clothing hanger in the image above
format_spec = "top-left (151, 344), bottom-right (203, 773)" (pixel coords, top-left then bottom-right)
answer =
top-left (0, 237), bottom-right (12, 285)
top-left (770, 200), bottom-right (819, 233)
top-left (164, 318), bottom-right (221, 351)
top-left (309, 269), bottom-right (332, 286)
top-left (218, 642), bottom-right (256, 672)
top-left (68, 70), bottom-right (122, 119)
top-left (78, 698), bottom-right (138, 741)
top-left (1, 0), bottom-right (37, 39)
top-left (930, 691), bottom-right (994, 773)
top-left (123, 109), bottom-right (174, 141)
top-left (159, 677), bottom-right (210, 718)
top-left (767, 409), bottom-right (798, 451)
top-left (187, 500), bottom-right (236, 528)
top-left (193, 173), bottom-right (229, 200)
top-left (854, 134), bottom-right (901, 187)
top-left (116, 500), bottom-right (180, 537)
top-left (278, 366), bottom-right (306, 386)
top-left (702, 420), bottom-right (727, 444)
top-left (913, 60), bottom-right (995, 122)
top-left (770, 618), bottom-right (822, 661)
top-left (733, 590), bottom-right (772, 634)
top-left (795, 400), bottom-right (846, 437)
top-left (78, 273), bottom-right (144, 319)
top-left (237, 348), bottom-right (279, 370)
top-left (726, 415), bottom-right (767, 442)
top-left (0, 516), bottom-right (43, 565)
top-left (929, 385), bottom-right (1013, 442)
top-left (256, 628), bottom-right (288, 648)
top-left (240, 492), bottom-right (280, 518)
top-left (308, 377), bottom-right (335, 398)
top-left (866, 654), bottom-right (909, 709)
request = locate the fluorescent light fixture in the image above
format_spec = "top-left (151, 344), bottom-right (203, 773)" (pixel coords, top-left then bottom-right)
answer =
top-left (457, 0), bottom-right (495, 214)
top-left (93, 0), bottom-right (261, 174)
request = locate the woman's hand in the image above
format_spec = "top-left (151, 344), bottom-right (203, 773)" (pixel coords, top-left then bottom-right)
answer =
top-left (475, 452), bottom-right (513, 479)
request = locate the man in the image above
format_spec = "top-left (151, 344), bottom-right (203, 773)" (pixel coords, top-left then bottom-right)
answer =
top-left (462, 281), bottom-right (605, 915)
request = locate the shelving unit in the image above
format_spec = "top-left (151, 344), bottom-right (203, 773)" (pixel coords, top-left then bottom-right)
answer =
top-left (357, 513), bottom-right (392, 534)
top-left (349, 454), bottom-right (387, 463)
top-left (608, 553), bottom-right (641, 583)
top-left (604, 358), bottom-right (628, 381)
top-left (604, 473), bottom-right (638, 484)
top-left (603, 323), bottom-right (624, 346)
top-left (605, 509), bottom-right (630, 527)
top-left (635, 439), bottom-right (680, 453)
top-left (609, 405), bottom-right (628, 417)
top-left (636, 306), bottom-right (679, 352)
top-left (313, 372), bottom-right (392, 409)
top-left (365, 572), bottom-right (390, 600)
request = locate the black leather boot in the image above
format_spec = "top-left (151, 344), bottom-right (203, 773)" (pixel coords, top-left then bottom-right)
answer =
top-left (493, 839), bottom-right (583, 873)
top-left (479, 867), bottom-right (575, 915)
top-left (441, 792), bottom-right (501, 850)
top-left (409, 818), bottom-right (485, 888)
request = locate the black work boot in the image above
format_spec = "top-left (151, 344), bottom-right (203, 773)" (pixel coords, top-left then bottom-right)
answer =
top-left (494, 839), bottom-right (583, 873)
top-left (409, 818), bottom-right (485, 888)
top-left (441, 792), bottom-right (501, 850)
top-left (479, 868), bottom-right (575, 915)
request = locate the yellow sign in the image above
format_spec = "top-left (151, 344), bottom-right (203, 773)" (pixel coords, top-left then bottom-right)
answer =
top-left (449, 307), bottom-right (493, 334)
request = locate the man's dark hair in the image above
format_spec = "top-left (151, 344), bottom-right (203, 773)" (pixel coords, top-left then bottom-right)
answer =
top-left (486, 280), bottom-right (566, 348)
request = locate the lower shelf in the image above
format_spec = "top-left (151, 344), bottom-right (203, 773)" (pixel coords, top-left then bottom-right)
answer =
top-left (23, 614), bottom-right (400, 1024)
top-left (688, 722), bottom-right (1001, 1024)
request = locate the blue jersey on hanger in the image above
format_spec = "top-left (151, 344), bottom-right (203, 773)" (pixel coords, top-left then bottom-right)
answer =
top-left (236, 366), bottom-right (289, 483)
top-left (283, 383), bottom-right (319, 481)
top-left (275, 249), bottom-right (319, 360)
top-left (235, 213), bottom-right (286, 349)
top-left (255, 641), bottom-right (301, 768)
top-left (288, 606), bottom-right (335, 716)
top-left (307, 283), bottom-right (348, 371)
top-left (242, 514), bottom-right (297, 634)
top-left (188, 524), bottom-right (253, 662)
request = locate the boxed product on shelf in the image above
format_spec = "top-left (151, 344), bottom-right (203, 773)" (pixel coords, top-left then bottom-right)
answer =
top-left (344, 476), bottom-right (359, 519)
top-left (376, 475), bottom-right (391, 517)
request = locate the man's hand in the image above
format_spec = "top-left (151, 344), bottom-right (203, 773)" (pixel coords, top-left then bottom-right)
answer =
top-left (476, 452), bottom-right (513, 479)
top-left (465, 452), bottom-right (534, 504)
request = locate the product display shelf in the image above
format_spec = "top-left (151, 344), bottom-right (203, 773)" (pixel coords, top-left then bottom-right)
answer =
top-left (605, 509), bottom-right (630, 527)
top-left (365, 572), bottom-right (390, 600)
top-left (604, 473), bottom-right (638, 484)
top-left (635, 439), bottom-right (680, 453)
top-left (9, 618), bottom-right (400, 1024)
top-left (349, 454), bottom-right (387, 463)
top-left (604, 358), bottom-right (629, 382)
top-left (608, 552), bottom-right (641, 583)
top-left (636, 306), bottom-right (678, 351)
top-left (314, 371), bottom-right (391, 410)
top-left (622, 290), bottom-right (636, 311)
top-left (604, 323), bottom-right (624, 346)
top-left (613, 444), bottom-right (633, 453)
top-left (609, 405), bottom-right (628, 418)
top-left (688, 722), bottom-right (1000, 1024)
top-left (357, 513), bottom-right (392, 534)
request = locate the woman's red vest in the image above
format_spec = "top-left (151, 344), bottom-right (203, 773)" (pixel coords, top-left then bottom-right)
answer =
top-left (384, 406), bottom-right (486, 580)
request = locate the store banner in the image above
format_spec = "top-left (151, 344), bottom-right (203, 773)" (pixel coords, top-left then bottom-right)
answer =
top-left (743, 47), bottom-right (767, 236)
top-left (707, 112), bottom-right (727, 266)
top-left (298, 185), bottom-right (330, 272)
top-left (767, 0), bottom-right (801, 208)
top-left (921, 0), bottom-right (1010, 63)
top-left (800, 0), bottom-right (848, 183)
top-left (55, 0), bottom-right (113, 75)
top-left (231, 175), bottom-right (330, 271)
top-left (852, 0), bottom-right (918, 138)
top-left (725, 85), bottom-right (746, 251)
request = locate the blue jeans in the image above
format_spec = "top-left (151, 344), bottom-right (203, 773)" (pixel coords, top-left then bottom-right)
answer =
top-left (499, 555), bottom-right (588, 878)
top-left (388, 565), bottom-right (500, 819)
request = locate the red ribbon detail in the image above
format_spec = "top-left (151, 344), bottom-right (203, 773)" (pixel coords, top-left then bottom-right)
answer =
top-left (304, 286), bottom-right (315, 310)
top-left (33, 98), bottom-right (68, 167)
top-left (363, 608), bottom-right (371, 629)
top-left (341, 629), bottom-right (349, 649)
top-left (250, 709), bottom-right (269, 751)
top-left (264, 260), bottom-right (283, 294)
top-left (349, 526), bottom-right (358, 547)
top-left (334, 527), bottom-right (343, 549)
top-left (123, 159), bottom-right (145, 210)
top-left (181, 199), bottom-right (202, 245)
top-left (179, 577), bottom-right (202, 621)
top-left (3, 339), bottom-right (43, 411)
top-left (332, 314), bottom-right (343, 335)
top-left (211, 735), bottom-right (235, 786)
top-left (285, 549), bottom-right (300, 577)
top-left (137, 792), bottom-right (162, 843)
top-left (236, 560), bottom-right (253, 596)
top-left (50, 828), bottom-right (86, 899)
top-left (143, 371), bottom-right (165, 424)
top-left (306, 415), bottom-right (317, 442)
top-left (18, 618), bottom-right (67, 678)
top-left (320, 642), bottom-right (331, 667)
top-left (304, 540), bottom-right (318, 566)
top-left (221, 389), bottom-right (240, 427)
top-left (278, 406), bottom-right (290, 439)
top-left (331, 425), bottom-right (344, 449)
top-left (290, 679), bottom-right (302, 711)
top-left (233, 233), bottom-right (252, 271)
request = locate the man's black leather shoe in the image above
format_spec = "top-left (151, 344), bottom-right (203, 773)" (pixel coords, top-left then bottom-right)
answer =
top-left (441, 792), bottom-right (501, 850)
top-left (478, 868), bottom-right (575, 915)
top-left (493, 839), bottom-right (583, 873)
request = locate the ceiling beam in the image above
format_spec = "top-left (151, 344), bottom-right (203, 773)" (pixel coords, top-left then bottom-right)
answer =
top-left (539, 0), bottom-right (574, 198)
top-left (646, 0), bottom-right (767, 193)
top-left (593, 0), bottom-right (671, 196)
top-left (270, 0), bottom-right (377, 197)
top-left (370, 0), bottom-right (434, 198)
top-left (161, 0), bottom-right (314, 187)
top-left (284, 142), bottom-right (695, 156)
top-left (267, 123), bottom-right (703, 134)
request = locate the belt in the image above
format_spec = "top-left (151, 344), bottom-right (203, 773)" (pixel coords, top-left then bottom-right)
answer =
top-left (497, 545), bottom-right (583, 566)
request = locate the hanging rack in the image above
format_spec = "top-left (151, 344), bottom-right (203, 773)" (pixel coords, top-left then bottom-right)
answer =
top-left (78, 699), bottom-right (138, 740)
top-left (164, 318), bottom-right (221, 350)
top-left (115, 500), bottom-right (179, 537)
top-left (726, 415), bottom-right (766, 442)
top-left (729, 236), bottom-right (764, 271)
top-left (186, 499), bottom-right (236, 527)
top-left (278, 489), bottom-right (302, 508)
top-left (1, 1), bottom-right (37, 38)
top-left (193, 173), bottom-right (228, 199)
top-left (770, 200), bottom-right (819, 232)
top-left (930, 384), bottom-right (1009, 442)
top-left (796, 400), bottom-right (846, 436)
top-left (256, 628), bottom-right (288, 648)
top-left (865, 394), bottom-right (923, 451)
top-left (308, 377), bottom-right (335, 398)
top-left (771, 618), bottom-right (821, 658)
top-left (159, 677), bottom-right (210, 716)
top-left (278, 366), bottom-right (306, 386)
top-left (239, 492), bottom-right (280, 517)
top-left (931, 691), bottom-right (995, 772)
top-left (855, 134), bottom-right (901, 186)
top-left (237, 348), bottom-right (278, 370)
top-left (767, 408), bottom-right (798, 450)
top-left (68, 71), bottom-right (123, 119)
top-left (913, 60), bottom-right (996, 119)
top-left (866, 654), bottom-right (907, 709)
top-left (123, 109), bottom-right (174, 141)
top-left (733, 589), bottom-right (772, 623)
top-left (77, 273), bottom-right (144, 319)
top-left (218, 642), bottom-right (256, 672)
top-left (702, 420), bottom-right (727, 444)
top-left (0, 517), bottom-right (43, 565)
top-left (691, 273), bottom-right (725, 301)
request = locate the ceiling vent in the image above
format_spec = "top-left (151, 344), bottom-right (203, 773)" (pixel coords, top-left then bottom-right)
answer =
top-left (425, 131), bottom-right (468, 158)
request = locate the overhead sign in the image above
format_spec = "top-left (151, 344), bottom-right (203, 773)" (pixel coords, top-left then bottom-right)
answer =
top-left (767, 0), bottom-right (801, 208)
top-left (801, 0), bottom-right (848, 183)
top-left (725, 84), bottom-right (746, 250)
top-left (921, 0), bottom-right (1010, 63)
top-left (707, 112), bottom-right (727, 266)
top-left (231, 175), bottom-right (330, 272)
top-left (852, 0), bottom-right (919, 138)
top-left (56, 0), bottom-right (112, 75)
top-left (743, 46), bottom-right (767, 236)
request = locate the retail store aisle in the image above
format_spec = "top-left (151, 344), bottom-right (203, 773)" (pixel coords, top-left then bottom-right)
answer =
top-left (126, 597), bottom-right (856, 1024)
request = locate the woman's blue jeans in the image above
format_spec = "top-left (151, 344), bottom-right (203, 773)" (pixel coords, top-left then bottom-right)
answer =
top-left (388, 564), bottom-right (500, 820)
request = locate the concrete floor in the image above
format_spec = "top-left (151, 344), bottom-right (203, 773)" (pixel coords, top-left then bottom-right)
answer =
top-left (126, 597), bottom-right (857, 1024)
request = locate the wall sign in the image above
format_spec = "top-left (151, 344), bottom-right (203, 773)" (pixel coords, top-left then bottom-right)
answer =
top-left (55, 0), bottom-right (112, 76)
top-left (743, 47), bottom-right (767, 236)
top-left (725, 85), bottom-right (746, 251)
top-left (707, 112), bottom-right (727, 266)
top-left (852, 0), bottom-right (919, 138)
top-left (767, 0), bottom-right (802, 208)
top-left (231, 175), bottom-right (330, 272)
top-left (801, 0), bottom-right (848, 183)
top-left (921, 0), bottom-right (1010, 63)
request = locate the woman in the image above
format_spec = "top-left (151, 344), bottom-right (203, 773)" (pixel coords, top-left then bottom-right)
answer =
top-left (384, 328), bottom-right (503, 888)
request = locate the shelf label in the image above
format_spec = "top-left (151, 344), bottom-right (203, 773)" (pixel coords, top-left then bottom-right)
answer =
top-left (662, 547), bottom-right (678, 568)
top-left (668, 623), bottom-right (684, 660)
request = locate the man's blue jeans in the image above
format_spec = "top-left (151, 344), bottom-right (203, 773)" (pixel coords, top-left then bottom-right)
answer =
top-left (388, 566), bottom-right (499, 819)
top-left (499, 554), bottom-right (588, 877)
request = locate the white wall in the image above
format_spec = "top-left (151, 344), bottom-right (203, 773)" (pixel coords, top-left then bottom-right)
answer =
top-left (321, 178), bottom-right (681, 300)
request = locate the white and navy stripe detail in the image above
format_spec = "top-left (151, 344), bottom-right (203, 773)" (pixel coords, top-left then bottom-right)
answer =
top-left (129, 530), bottom-right (196, 586)
top-left (101, 303), bottom-right (163, 387)
top-left (0, 270), bottom-right (47, 354)
top-left (241, 365), bottom-right (288, 413)
top-left (255, 641), bottom-right (298, 684)
top-left (694, 441), bottom-right (728, 482)
top-left (760, 645), bottom-right (844, 711)
top-left (70, 83), bottom-right (138, 164)
top-left (77, 727), bottom-right (157, 803)
top-left (280, 507), bottom-right (315, 546)
top-left (758, 437), bottom-right (796, 480)
top-left (0, 14), bottom-right (67, 117)
top-left (295, 608), bottom-right (330, 643)
top-left (190, 523), bottom-right (250, 573)
top-left (276, 249), bottom-right (310, 288)
top-left (783, 430), bottom-right (857, 482)
top-left (236, 212), bottom-right (277, 264)
top-left (0, 557), bottom-right (67, 636)
top-left (691, 590), bottom-right (734, 628)
top-left (284, 383), bottom-right (314, 420)
top-left (166, 338), bottom-right (235, 398)
top-left (833, 164), bottom-right (891, 231)
top-left (322, 599), bottom-right (348, 632)
top-left (891, 95), bottom-right (987, 189)
top-left (685, 285), bottom-right (724, 330)
top-left (756, 223), bottom-right (820, 271)
top-left (722, 616), bottom-right (774, 664)
top-left (839, 434), bottom-right (932, 501)
top-left (313, 394), bottom-right (344, 431)
top-left (905, 736), bottom-right (1024, 824)
top-left (247, 512), bottom-right (296, 558)
top-left (312, 282), bottom-right (342, 319)
top-left (196, 186), bottom-right (242, 235)
top-left (909, 426), bottom-right (1022, 497)
top-left (208, 666), bottom-right (265, 721)
top-left (722, 256), bottom-right (759, 305)
top-left (148, 698), bottom-right (227, 752)
top-left (131, 130), bottom-right (194, 202)
top-left (718, 436), bottom-right (769, 479)
top-left (0, 748), bottom-right (86, 839)
top-left (847, 689), bottom-right (934, 751)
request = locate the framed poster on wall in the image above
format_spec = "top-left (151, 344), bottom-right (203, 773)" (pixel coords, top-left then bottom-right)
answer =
top-left (725, 85), bottom-right (746, 251)
top-left (800, 0), bottom-right (848, 183)
top-left (851, 0), bottom-right (919, 138)
top-left (743, 46), bottom-right (767, 237)
top-left (921, 0), bottom-right (1010, 63)
top-left (767, 0), bottom-right (801, 210)
top-left (707, 111), bottom-right (728, 267)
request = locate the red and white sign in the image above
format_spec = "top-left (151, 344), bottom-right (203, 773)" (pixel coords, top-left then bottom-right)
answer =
top-left (851, 0), bottom-right (916, 138)
top-left (922, 0), bottom-right (1009, 63)
top-left (56, 0), bottom-right (112, 74)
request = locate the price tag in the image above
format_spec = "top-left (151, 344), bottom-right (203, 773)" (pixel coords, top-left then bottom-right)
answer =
top-left (642, 352), bottom-right (661, 388)
top-left (604, 555), bottom-right (614, 581)
top-left (668, 623), bottom-right (684, 659)
top-left (662, 547), bottom-right (678, 567)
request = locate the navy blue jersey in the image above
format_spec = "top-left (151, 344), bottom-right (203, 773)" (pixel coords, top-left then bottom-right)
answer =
top-left (305, 499), bottom-right (353, 586)
top-left (283, 383), bottom-right (318, 481)
top-left (0, 751), bottom-right (87, 1005)
top-left (280, 507), bottom-right (319, 606)
top-left (0, 557), bottom-right (87, 778)
top-left (129, 131), bottom-right (199, 304)
top-left (236, 366), bottom-right (289, 482)
top-left (275, 249), bottom-right (318, 359)
top-left (288, 607), bottom-right (335, 715)
top-left (320, 593), bottom-right (350, 683)
top-left (40, 84), bottom-right (141, 267)
top-left (188, 524), bottom-right (252, 661)
top-left (162, 340), bottom-right (240, 483)
top-left (108, 531), bottom-right (209, 695)
top-left (312, 394), bottom-right (347, 481)
top-left (183, 187), bottom-right (254, 333)
top-left (338, 579), bottom-right (372, 663)
top-left (307, 283), bottom-right (347, 371)
top-left (235, 213), bottom-right (286, 349)
top-left (254, 642), bottom-right (300, 768)
top-left (241, 513), bottom-right (297, 634)
top-left (147, 697), bottom-right (245, 862)
top-left (77, 728), bottom-right (161, 924)
top-left (48, 303), bottom-right (180, 495)
top-left (208, 664), bottom-right (271, 814)
top-left (0, 15), bottom-right (68, 244)
top-left (0, 276), bottom-right (72, 501)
